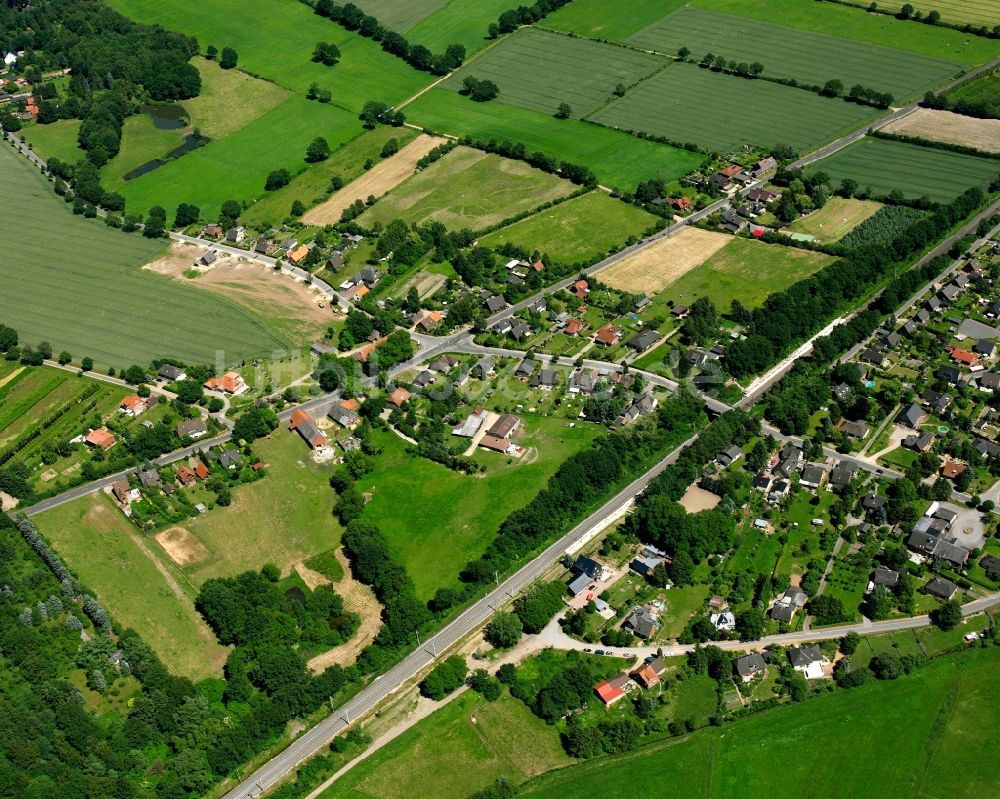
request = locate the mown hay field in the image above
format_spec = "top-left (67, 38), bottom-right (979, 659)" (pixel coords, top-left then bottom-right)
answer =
top-left (599, 227), bottom-right (730, 294)
top-left (441, 26), bottom-right (665, 118)
top-left (883, 108), bottom-right (1000, 153)
top-left (628, 8), bottom-right (961, 101)
top-left (804, 136), bottom-right (1000, 202)
top-left (590, 62), bottom-right (878, 153)
top-left (785, 198), bottom-right (883, 243)
top-left (874, 0), bottom-right (1000, 28)
top-left (0, 142), bottom-right (288, 368)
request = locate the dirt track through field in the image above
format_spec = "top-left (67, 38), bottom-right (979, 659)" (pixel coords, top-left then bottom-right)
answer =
top-left (302, 548), bottom-right (383, 673)
top-left (302, 134), bottom-right (446, 225)
top-left (883, 108), bottom-right (1000, 153)
top-left (598, 227), bottom-right (730, 294)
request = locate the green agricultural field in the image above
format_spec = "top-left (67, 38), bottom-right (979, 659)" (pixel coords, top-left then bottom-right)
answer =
top-left (590, 63), bottom-right (878, 153)
top-left (240, 126), bottom-right (418, 228)
top-left (945, 67), bottom-right (1000, 117)
top-left (321, 692), bottom-right (572, 799)
top-left (649, 237), bottom-right (835, 312)
top-left (34, 493), bottom-right (231, 682)
top-left (692, 0), bottom-right (1000, 66)
top-left (478, 191), bottom-right (661, 262)
top-left (855, 0), bottom-right (1000, 29)
top-left (405, 88), bottom-right (704, 191)
top-left (19, 119), bottom-right (84, 164)
top-left (174, 432), bottom-right (341, 586)
top-left (110, 0), bottom-right (433, 110)
top-left (0, 141), bottom-right (289, 368)
top-left (785, 198), bottom-right (883, 244)
top-left (804, 136), bottom-right (1000, 202)
top-left (182, 56), bottom-right (291, 140)
top-left (357, 145), bottom-right (577, 231)
top-left (520, 647), bottom-right (1000, 799)
top-left (349, 0), bottom-right (448, 33)
top-left (545, 0), bottom-right (688, 41)
top-left (118, 96), bottom-right (362, 219)
top-left (405, 0), bottom-right (514, 54)
top-left (356, 417), bottom-right (602, 601)
top-left (627, 8), bottom-right (961, 101)
top-left (441, 27), bottom-right (665, 118)
top-left (102, 115), bottom-right (189, 187)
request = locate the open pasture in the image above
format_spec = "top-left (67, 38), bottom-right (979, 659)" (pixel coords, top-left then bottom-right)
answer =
top-left (882, 107), bottom-right (1000, 153)
top-left (590, 63), bottom-right (878, 153)
top-left (406, 0), bottom-right (533, 54)
top-left (405, 88), bottom-right (704, 191)
top-left (356, 145), bottom-right (577, 231)
top-left (544, 0), bottom-right (687, 41)
top-left (0, 143), bottom-right (287, 368)
top-left (804, 136), bottom-right (1000, 202)
top-left (349, 0), bottom-right (448, 33)
top-left (520, 647), bottom-right (1000, 799)
top-left (19, 119), bottom-right (84, 164)
top-left (35, 494), bottom-right (230, 682)
top-left (652, 237), bottom-right (835, 312)
top-left (692, 0), bottom-right (1000, 66)
top-left (478, 191), bottom-right (661, 263)
top-left (441, 27), bottom-right (665, 118)
top-left (628, 8), bottom-right (961, 101)
top-left (785, 198), bottom-right (883, 243)
top-left (598, 227), bottom-right (730, 294)
top-left (118, 96), bottom-right (362, 219)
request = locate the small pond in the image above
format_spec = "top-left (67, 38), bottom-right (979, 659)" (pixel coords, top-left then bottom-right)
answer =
top-left (142, 103), bottom-right (188, 129)
top-left (122, 133), bottom-right (210, 180)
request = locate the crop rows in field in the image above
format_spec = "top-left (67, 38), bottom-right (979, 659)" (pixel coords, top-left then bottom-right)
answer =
top-left (875, 0), bottom-right (1000, 28)
top-left (805, 136), bottom-right (1000, 202)
top-left (0, 143), bottom-right (289, 368)
top-left (837, 204), bottom-right (927, 251)
top-left (350, 0), bottom-right (448, 32)
top-left (442, 27), bottom-right (665, 118)
top-left (589, 63), bottom-right (878, 153)
top-left (627, 8), bottom-right (961, 101)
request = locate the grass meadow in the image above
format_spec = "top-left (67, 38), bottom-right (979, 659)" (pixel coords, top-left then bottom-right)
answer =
top-left (357, 146), bottom-right (577, 231)
top-left (320, 692), bottom-right (572, 799)
top-left (118, 96), bottom-right (363, 219)
top-left (804, 136), bottom-right (1000, 202)
top-left (692, 0), bottom-right (1000, 66)
top-left (785, 198), bottom-right (883, 244)
top-left (240, 126), bottom-right (418, 228)
top-left (349, 0), bottom-right (448, 33)
top-left (441, 27), bottom-right (665, 118)
top-left (544, 0), bottom-right (688, 41)
top-left (405, 88), bottom-right (704, 191)
top-left (479, 191), bottom-right (661, 263)
top-left (651, 238), bottom-right (835, 312)
top-left (628, 8), bottom-right (961, 101)
top-left (405, 0), bottom-right (514, 54)
top-left (519, 646), bottom-right (1000, 798)
top-left (20, 118), bottom-right (84, 164)
top-left (35, 493), bottom-right (230, 682)
top-left (0, 142), bottom-right (288, 368)
top-left (356, 417), bottom-right (602, 601)
top-left (590, 63), bottom-right (878, 152)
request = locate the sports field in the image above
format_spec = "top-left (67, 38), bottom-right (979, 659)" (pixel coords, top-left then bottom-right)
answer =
top-left (0, 142), bottom-right (288, 368)
top-left (20, 119), bottom-right (84, 164)
top-left (405, 88), bottom-right (704, 191)
top-left (110, 0), bottom-right (433, 110)
top-left (405, 0), bottom-right (514, 54)
top-left (628, 8), bottom-right (960, 101)
top-left (599, 227), bottom-right (731, 294)
top-left (356, 417), bottom-right (602, 601)
top-left (804, 136), bottom-right (1000, 202)
top-left (520, 647), bottom-right (1000, 799)
top-left (442, 27), bottom-right (664, 118)
top-left (118, 96), bottom-right (362, 219)
top-left (692, 0), bottom-right (1000, 66)
top-left (545, 0), bottom-right (687, 41)
top-left (653, 238), bottom-right (835, 311)
top-left (590, 63), bottom-right (878, 153)
top-left (479, 191), bottom-right (660, 263)
top-left (785, 198), bottom-right (883, 244)
top-left (321, 692), bottom-right (572, 799)
top-left (35, 493), bottom-right (231, 682)
top-left (241, 126), bottom-right (417, 228)
top-left (356, 146), bottom-right (577, 231)
top-left (874, 0), bottom-right (1000, 28)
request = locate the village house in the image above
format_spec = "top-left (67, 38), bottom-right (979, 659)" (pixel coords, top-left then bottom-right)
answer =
top-left (484, 293), bottom-right (508, 313)
top-left (530, 368), bottom-right (558, 391)
top-left (138, 467), bottom-right (161, 488)
top-left (388, 387), bottom-right (411, 407)
top-left (226, 226), bottom-right (246, 244)
top-left (157, 363), bottom-right (186, 382)
top-left (327, 403), bottom-right (360, 430)
top-left (287, 244), bottom-right (310, 266)
top-left (925, 576), bottom-right (957, 601)
top-left (202, 223), bottom-right (223, 238)
top-left (254, 237), bottom-right (272, 255)
top-left (84, 428), bottom-right (116, 451)
top-left (594, 323), bottom-right (621, 347)
top-left (119, 395), bottom-right (149, 417)
top-left (564, 318), bottom-right (587, 337)
top-left (899, 403), bottom-right (926, 429)
top-left (487, 413), bottom-right (521, 439)
top-left (416, 310), bottom-right (444, 332)
top-left (735, 652), bottom-right (768, 682)
top-left (623, 605), bottom-right (659, 639)
top-left (838, 419), bottom-right (870, 440)
top-left (472, 357), bottom-right (494, 381)
top-left (194, 462), bottom-right (210, 481)
top-left (747, 186), bottom-right (780, 203)
top-left (289, 409), bottom-right (327, 449)
top-left (751, 156), bottom-right (777, 177)
top-left (720, 207), bottom-right (747, 233)
top-left (770, 587), bottom-right (807, 623)
top-left (945, 345), bottom-right (979, 367)
top-left (631, 658), bottom-right (665, 689)
top-left (199, 250), bottom-right (218, 267)
top-left (627, 328), bottom-right (660, 354)
top-left (176, 465), bottom-right (197, 487)
top-left (940, 460), bottom-right (966, 481)
top-left (205, 371), bottom-right (248, 396)
top-left (787, 645), bottom-right (825, 679)
top-left (594, 673), bottom-right (631, 706)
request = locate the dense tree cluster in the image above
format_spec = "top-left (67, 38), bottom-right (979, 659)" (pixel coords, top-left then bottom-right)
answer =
top-left (418, 654), bottom-right (468, 699)
top-left (487, 0), bottom-right (573, 38)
